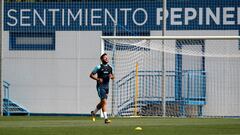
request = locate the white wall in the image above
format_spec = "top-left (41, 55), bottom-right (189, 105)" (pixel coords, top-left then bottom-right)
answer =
top-left (2, 30), bottom-right (240, 116)
top-left (2, 31), bottom-right (102, 114)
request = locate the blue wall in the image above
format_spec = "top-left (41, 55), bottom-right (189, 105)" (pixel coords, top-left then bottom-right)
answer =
top-left (4, 0), bottom-right (240, 32)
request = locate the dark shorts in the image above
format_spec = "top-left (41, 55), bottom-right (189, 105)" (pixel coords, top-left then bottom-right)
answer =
top-left (97, 85), bottom-right (109, 100)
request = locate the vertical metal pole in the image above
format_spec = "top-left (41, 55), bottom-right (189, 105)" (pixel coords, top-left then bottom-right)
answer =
top-left (134, 63), bottom-right (139, 116)
top-left (111, 22), bottom-right (117, 116)
top-left (161, 0), bottom-right (167, 117)
top-left (7, 85), bottom-right (9, 116)
top-left (0, 0), bottom-right (3, 116)
top-left (100, 38), bottom-right (104, 118)
top-left (100, 38), bottom-right (104, 55)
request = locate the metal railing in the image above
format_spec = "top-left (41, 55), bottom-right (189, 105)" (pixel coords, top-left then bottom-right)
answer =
top-left (3, 81), bottom-right (29, 116)
top-left (3, 81), bottom-right (10, 116)
top-left (115, 70), bottom-right (206, 116)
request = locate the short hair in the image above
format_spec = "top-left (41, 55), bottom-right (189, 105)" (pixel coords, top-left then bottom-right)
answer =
top-left (100, 53), bottom-right (107, 60)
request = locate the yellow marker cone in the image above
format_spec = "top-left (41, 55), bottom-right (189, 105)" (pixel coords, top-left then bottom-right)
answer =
top-left (135, 127), bottom-right (142, 131)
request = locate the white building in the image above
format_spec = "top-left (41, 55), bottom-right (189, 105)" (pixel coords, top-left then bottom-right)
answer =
top-left (1, 0), bottom-right (240, 117)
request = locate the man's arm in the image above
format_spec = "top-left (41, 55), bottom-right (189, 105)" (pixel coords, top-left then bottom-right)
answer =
top-left (109, 74), bottom-right (114, 80)
top-left (90, 65), bottom-right (103, 84)
top-left (109, 65), bottom-right (114, 80)
top-left (90, 65), bottom-right (100, 80)
top-left (89, 73), bottom-right (99, 81)
top-left (90, 73), bottom-right (103, 84)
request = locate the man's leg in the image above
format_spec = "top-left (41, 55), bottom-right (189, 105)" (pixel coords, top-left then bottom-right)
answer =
top-left (93, 102), bottom-right (102, 114)
top-left (91, 102), bottom-right (102, 121)
top-left (92, 87), bottom-right (110, 123)
top-left (91, 86), bottom-right (103, 121)
top-left (101, 99), bottom-right (107, 118)
top-left (101, 99), bottom-right (111, 124)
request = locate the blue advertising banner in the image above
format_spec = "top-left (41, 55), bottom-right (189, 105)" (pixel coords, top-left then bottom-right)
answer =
top-left (4, 0), bottom-right (240, 32)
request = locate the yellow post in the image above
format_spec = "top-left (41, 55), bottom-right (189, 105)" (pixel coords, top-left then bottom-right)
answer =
top-left (134, 63), bottom-right (139, 116)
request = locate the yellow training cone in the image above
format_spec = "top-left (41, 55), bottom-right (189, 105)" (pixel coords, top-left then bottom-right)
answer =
top-left (135, 127), bottom-right (143, 131)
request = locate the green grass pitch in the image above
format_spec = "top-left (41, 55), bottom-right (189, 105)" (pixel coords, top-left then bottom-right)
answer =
top-left (0, 116), bottom-right (240, 135)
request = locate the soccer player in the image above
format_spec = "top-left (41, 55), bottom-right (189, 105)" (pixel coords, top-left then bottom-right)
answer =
top-left (90, 53), bottom-right (114, 124)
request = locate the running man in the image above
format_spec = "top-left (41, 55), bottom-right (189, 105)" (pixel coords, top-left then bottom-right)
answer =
top-left (90, 53), bottom-right (114, 124)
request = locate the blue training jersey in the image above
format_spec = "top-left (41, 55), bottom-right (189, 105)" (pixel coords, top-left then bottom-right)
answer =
top-left (92, 64), bottom-right (113, 87)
